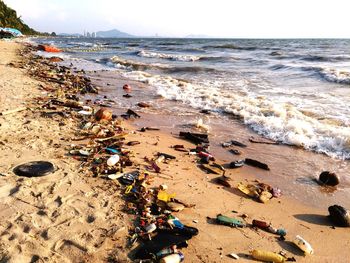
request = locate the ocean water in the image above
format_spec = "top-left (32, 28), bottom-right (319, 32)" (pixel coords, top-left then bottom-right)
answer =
top-left (34, 38), bottom-right (350, 160)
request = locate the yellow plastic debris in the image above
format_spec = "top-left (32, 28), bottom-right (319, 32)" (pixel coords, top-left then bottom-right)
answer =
top-left (237, 182), bottom-right (259, 198)
top-left (157, 190), bottom-right (176, 202)
top-left (251, 249), bottom-right (285, 262)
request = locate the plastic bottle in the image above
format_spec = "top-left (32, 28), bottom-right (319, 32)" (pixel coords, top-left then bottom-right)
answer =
top-left (144, 223), bottom-right (157, 233)
top-left (107, 154), bottom-right (120, 166)
top-left (252, 220), bottom-right (287, 236)
top-left (159, 253), bottom-right (184, 263)
top-left (167, 218), bottom-right (184, 229)
top-left (267, 226), bottom-right (287, 236)
top-left (198, 151), bottom-right (215, 160)
top-left (155, 155), bottom-right (165, 164)
top-left (156, 247), bottom-right (177, 258)
top-left (251, 249), bottom-right (285, 262)
top-left (293, 235), bottom-right (314, 254)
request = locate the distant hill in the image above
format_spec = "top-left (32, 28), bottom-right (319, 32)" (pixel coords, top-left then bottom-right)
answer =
top-left (58, 33), bottom-right (83, 37)
top-left (96, 29), bottom-right (134, 38)
top-left (0, 0), bottom-right (37, 35)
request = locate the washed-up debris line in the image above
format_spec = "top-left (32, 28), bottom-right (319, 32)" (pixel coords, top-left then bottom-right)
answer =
top-left (17, 44), bottom-right (199, 262)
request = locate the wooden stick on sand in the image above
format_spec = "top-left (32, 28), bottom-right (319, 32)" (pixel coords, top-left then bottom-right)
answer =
top-left (0, 106), bottom-right (27, 116)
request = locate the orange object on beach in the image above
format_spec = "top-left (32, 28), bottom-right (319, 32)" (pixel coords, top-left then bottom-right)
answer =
top-left (38, 44), bottom-right (62, 53)
top-left (123, 84), bottom-right (132, 92)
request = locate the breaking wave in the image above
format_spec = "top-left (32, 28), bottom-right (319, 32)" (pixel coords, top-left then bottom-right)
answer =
top-left (272, 53), bottom-right (350, 62)
top-left (110, 56), bottom-right (158, 70)
top-left (108, 56), bottom-right (219, 74)
top-left (137, 50), bottom-right (200, 61)
top-left (318, 68), bottom-right (350, 85)
top-left (303, 67), bottom-right (350, 85)
top-left (120, 70), bottom-right (350, 159)
top-left (300, 54), bottom-right (350, 62)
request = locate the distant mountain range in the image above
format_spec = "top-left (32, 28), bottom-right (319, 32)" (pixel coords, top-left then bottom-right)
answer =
top-left (58, 28), bottom-right (134, 38)
top-left (58, 33), bottom-right (83, 37)
top-left (58, 29), bottom-right (215, 39)
top-left (96, 29), bottom-right (134, 38)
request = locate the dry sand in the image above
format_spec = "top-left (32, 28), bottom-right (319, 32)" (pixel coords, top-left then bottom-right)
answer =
top-left (0, 40), bottom-right (349, 263)
top-left (0, 41), bottom-right (129, 262)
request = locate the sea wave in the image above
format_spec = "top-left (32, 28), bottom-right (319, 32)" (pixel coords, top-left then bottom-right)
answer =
top-left (204, 44), bottom-right (258, 51)
top-left (301, 54), bottom-right (350, 62)
top-left (272, 53), bottom-right (350, 62)
top-left (108, 55), bottom-right (219, 73)
top-left (110, 55), bottom-right (165, 70)
top-left (303, 67), bottom-right (350, 85)
top-left (319, 68), bottom-right (350, 85)
top-left (137, 50), bottom-right (200, 61)
top-left (269, 64), bottom-right (292, 71)
top-left (155, 42), bottom-right (184, 46)
top-left (120, 70), bottom-right (350, 159)
top-left (137, 50), bottom-right (234, 63)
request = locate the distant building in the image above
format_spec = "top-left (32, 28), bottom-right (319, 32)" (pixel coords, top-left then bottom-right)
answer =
top-left (92, 32), bottom-right (96, 38)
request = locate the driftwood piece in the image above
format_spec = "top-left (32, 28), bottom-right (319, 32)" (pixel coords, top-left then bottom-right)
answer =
top-left (245, 158), bottom-right (270, 170)
top-left (0, 107), bottom-right (27, 116)
top-left (249, 136), bottom-right (279, 145)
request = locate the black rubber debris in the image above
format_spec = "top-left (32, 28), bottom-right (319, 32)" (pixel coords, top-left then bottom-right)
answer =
top-left (13, 161), bottom-right (54, 177)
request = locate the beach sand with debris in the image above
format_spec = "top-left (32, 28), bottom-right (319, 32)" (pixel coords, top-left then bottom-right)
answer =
top-left (0, 40), bottom-right (349, 263)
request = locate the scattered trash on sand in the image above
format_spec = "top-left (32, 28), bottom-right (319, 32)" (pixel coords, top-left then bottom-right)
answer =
top-left (15, 42), bottom-right (333, 262)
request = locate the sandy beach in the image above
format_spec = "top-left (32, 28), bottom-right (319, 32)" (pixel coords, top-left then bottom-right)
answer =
top-left (0, 40), bottom-right (349, 263)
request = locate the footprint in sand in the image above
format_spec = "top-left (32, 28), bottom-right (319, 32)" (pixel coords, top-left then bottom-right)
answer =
top-left (53, 239), bottom-right (88, 260)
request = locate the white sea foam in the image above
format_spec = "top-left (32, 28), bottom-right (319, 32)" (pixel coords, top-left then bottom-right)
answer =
top-left (137, 50), bottom-right (200, 62)
top-left (120, 70), bottom-right (350, 159)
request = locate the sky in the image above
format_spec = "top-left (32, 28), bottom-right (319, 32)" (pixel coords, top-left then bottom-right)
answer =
top-left (4, 0), bottom-right (350, 38)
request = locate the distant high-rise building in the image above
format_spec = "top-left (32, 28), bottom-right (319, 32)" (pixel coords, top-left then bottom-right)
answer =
top-left (92, 32), bottom-right (96, 38)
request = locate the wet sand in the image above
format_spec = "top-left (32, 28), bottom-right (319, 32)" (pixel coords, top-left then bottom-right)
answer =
top-left (0, 40), bottom-right (349, 263)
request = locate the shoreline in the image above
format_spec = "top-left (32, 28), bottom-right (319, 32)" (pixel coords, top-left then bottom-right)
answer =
top-left (0, 40), bottom-right (349, 262)
top-left (86, 70), bottom-right (350, 209)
